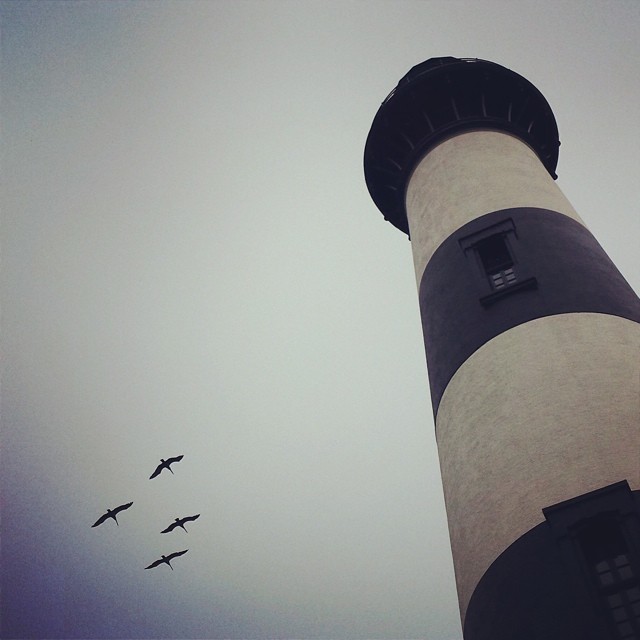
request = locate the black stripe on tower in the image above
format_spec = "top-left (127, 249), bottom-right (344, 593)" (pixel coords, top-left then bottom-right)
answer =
top-left (419, 207), bottom-right (640, 415)
top-left (463, 481), bottom-right (640, 640)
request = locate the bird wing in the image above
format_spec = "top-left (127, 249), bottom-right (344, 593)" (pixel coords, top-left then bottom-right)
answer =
top-left (161, 521), bottom-right (178, 534)
top-left (149, 464), bottom-right (163, 479)
top-left (113, 501), bottom-right (133, 515)
top-left (91, 512), bottom-right (109, 527)
top-left (168, 454), bottom-right (184, 465)
top-left (144, 558), bottom-right (164, 569)
top-left (184, 514), bottom-right (200, 523)
top-left (167, 549), bottom-right (188, 561)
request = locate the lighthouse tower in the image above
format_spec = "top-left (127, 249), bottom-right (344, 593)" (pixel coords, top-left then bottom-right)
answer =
top-left (364, 57), bottom-right (640, 640)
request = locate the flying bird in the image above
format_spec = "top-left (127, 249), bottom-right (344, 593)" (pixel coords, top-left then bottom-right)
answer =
top-left (161, 514), bottom-right (200, 534)
top-left (91, 502), bottom-right (133, 527)
top-left (149, 455), bottom-right (184, 479)
top-left (144, 549), bottom-right (188, 571)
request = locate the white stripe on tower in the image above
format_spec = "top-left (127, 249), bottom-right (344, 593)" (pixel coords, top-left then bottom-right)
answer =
top-left (436, 313), bottom-right (640, 621)
top-left (405, 130), bottom-right (581, 283)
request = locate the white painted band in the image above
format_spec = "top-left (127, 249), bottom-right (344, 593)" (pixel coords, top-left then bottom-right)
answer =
top-left (405, 130), bottom-right (582, 284)
top-left (435, 313), bottom-right (640, 622)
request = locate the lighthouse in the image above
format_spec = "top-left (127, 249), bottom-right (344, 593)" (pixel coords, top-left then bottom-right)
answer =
top-left (364, 57), bottom-right (640, 640)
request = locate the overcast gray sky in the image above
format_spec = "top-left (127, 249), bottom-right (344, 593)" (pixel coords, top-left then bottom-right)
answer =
top-left (2, 1), bottom-right (639, 639)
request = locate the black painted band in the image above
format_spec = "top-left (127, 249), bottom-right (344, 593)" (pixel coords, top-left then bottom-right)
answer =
top-left (464, 484), bottom-right (640, 640)
top-left (419, 208), bottom-right (640, 416)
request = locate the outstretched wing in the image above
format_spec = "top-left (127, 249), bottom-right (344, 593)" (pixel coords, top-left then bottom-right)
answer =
top-left (149, 463), bottom-right (163, 479)
top-left (144, 558), bottom-right (164, 570)
top-left (161, 521), bottom-right (179, 534)
top-left (91, 512), bottom-right (109, 528)
top-left (167, 549), bottom-right (188, 561)
top-left (184, 514), bottom-right (200, 523)
top-left (167, 454), bottom-right (184, 465)
top-left (113, 501), bottom-right (133, 515)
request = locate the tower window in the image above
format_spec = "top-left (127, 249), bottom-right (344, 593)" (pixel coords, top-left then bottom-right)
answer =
top-left (476, 234), bottom-right (513, 274)
top-left (579, 518), bottom-right (640, 639)
top-left (475, 234), bottom-right (517, 290)
top-left (459, 218), bottom-right (537, 305)
top-left (543, 482), bottom-right (640, 640)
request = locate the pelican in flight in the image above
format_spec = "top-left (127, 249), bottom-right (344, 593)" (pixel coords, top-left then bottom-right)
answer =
top-left (144, 549), bottom-right (188, 570)
top-left (91, 502), bottom-right (133, 527)
top-left (149, 455), bottom-right (184, 479)
top-left (161, 514), bottom-right (200, 534)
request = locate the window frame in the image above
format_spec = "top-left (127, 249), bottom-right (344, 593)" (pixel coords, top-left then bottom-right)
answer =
top-left (459, 218), bottom-right (538, 307)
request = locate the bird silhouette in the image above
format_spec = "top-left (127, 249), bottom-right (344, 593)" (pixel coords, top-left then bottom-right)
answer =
top-left (144, 549), bottom-right (188, 570)
top-left (91, 502), bottom-right (133, 527)
top-left (161, 514), bottom-right (200, 534)
top-left (149, 455), bottom-right (184, 479)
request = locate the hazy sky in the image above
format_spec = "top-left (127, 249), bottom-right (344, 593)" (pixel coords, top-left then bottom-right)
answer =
top-left (2, 1), bottom-right (639, 639)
